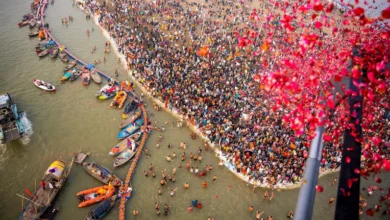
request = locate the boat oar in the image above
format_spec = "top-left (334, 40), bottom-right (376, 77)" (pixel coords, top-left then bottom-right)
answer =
top-left (16, 194), bottom-right (44, 207)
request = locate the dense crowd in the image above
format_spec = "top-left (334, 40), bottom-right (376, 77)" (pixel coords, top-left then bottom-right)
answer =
top-left (79, 0), bottom-right (390, 187)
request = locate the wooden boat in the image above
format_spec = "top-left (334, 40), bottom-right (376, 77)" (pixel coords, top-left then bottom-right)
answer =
top-left (117, 118), bottom-right (144, 139)
top-left (35, 39), bottom-right (49, 49)
top-left (97, 84), bottom-right (119, 100)
top-left (50, 47), bottom-right (59, 58)
top-left (29, 31), bottom-right (39, 37)
top-left (110, 91), bottom-right (127, 109)
top-left (18, 20), bottom-right (29, 27)
top-left (33, 79), bottom-right (56, 92)
top-left (109, 132), bottom-right (142, 156)
top-left (122, 100), bottom-right (139, 119)
top-left (22, 14), bottom-right (33, 21)
top-left (76, 185), bottom-right (115, 208)
top-left (69, 69), bottom-right (82, 81)
top-left (84, 195), bottom-right (117, 220)
top-left (90, 70), bottom-right (102, 84)
top-left (37, 49), bottom-right (50, 57)
top-left (74, 152), bottom-right (89, 164)
top-left (19, 159), bottom-right (74, 220)
top-left (82, 70), bottom-right (91, 86)
top-left (59, 52), bottom-right (69, 63)
top-left (83, 162), bottom-right (121, 186)
top-left (114, 149), bottom-right (136, 167)
top-left (64, 61), bottom-right (77, 71)
top-left (29, 19), bottom-right (37, 28)
top-left (119, 108), bottom-right (142, 129)
top-left (61, 71), bottom-right (72, 81)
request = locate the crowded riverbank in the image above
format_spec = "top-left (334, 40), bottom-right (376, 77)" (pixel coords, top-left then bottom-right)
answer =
top-left (74, 0), bottom-right (355, 189)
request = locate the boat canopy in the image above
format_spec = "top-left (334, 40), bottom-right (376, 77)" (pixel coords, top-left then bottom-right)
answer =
top-left (90, 199), bottom-right (111, 218)
top-left (0, 94), bottom-right (11, 109)
top-left (45, 160), bottom-right (65, 179)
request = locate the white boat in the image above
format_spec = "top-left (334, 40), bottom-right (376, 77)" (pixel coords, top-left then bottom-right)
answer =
top-left (33, 79), bottom-right (56, 92)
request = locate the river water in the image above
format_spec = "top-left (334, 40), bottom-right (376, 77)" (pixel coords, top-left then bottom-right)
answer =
top-left (0, 0), bottom-right (388, 219)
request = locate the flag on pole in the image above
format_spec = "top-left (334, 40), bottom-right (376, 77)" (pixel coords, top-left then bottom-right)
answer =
top-left (25, 188), bottom-right (33, 197)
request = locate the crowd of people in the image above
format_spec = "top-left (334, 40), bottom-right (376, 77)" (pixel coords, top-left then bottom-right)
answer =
top-left (77, 0), bottom-right (390, 188)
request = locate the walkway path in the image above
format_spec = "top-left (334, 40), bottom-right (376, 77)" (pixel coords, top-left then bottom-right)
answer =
top-left (37, 1), bottom-right (148, 219)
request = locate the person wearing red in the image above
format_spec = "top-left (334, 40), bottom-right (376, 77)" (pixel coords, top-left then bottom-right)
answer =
top-left (40, 180), bottom-right (45, 190)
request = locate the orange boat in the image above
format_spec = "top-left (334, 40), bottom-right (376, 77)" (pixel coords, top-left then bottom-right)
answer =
top-left (110, 90), bottom-right (127, 109)
top-left (76, 185), bottom-right (115, 208)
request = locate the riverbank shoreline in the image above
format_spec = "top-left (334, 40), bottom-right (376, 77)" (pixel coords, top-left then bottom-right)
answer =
top-left (77, 2), bottom-right (340, 190)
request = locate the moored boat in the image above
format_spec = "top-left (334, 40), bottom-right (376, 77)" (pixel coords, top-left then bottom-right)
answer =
top-left (50, 47), bottom-right (59, 58)
top-left (109, 131), bottom-right (141, 156)
top-left (19, 159), bottom-right (74, 220)
top-left (61, 71), bottom-right (73, 82)
top-left (119, 108), bottom-right (142, 129)
top-left (18, 20), bottom-right (29, 27)
top-left (113, 149), bottom-right (136, 167)
top-left (122, 100), bottom-right (139, 119)
top-left (76, 185), bottom-right (115, 208)
top-left (59, 52), bottom-right (69, 63)
top-left (63, 60), bottom-right (77, 71)
top-left (33, 79), bottom-right (56, 92)
top-left (29, 19), bottom-right (36, 28)
top-left (0, 93), bottom-right (25, 144)
top-left (90, 70), bottom-right (102, 84)
top-left (29, 31), bottom-right (39, 37)
top-left (84, 195), bottom-right (117, 220)
top-left (69, 69), bottom-right (82, 81)
top-left (37, 49), bottom-right (50, 57)
top-left (110, 91), bottom-right (127, 109)
top-left (97, 84), bottom-right (119, 100)
top-left (82, 70), bottom-right (91, 85)
top-left (117, 118), bottom-right (144, 139)
top-left (83, 162), bottom-right (121, 186)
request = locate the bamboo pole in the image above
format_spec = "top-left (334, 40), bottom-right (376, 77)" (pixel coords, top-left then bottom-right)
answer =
top-left (21, 197), bottom-right (24, 210)
top-left (16, 194), bottom-right (43, 207)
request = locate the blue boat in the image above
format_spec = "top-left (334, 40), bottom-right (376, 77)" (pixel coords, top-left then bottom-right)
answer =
top-left (117, 118), bottom-right (144, 139)
top-left (0, 93), bottom-right (25, 144)
top-left (85, 195), bottom-right (117, 220)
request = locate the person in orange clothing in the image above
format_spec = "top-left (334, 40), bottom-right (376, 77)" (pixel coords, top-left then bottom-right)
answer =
top-left (202, 181), bottom-right (207, 188)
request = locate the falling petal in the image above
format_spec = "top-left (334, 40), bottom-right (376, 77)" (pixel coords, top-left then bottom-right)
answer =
top-left (354, 168), bottom-right (360, 174)
top-left (314, 21), bottom-right (322, 29)
top-left (383, 160), bottom-right (390, 171)
top-left (316, 185), bottom-right (324, 192)
top-left (353, 7), bottom-right (365, 16)
top-left (375, 177), bottom-right (382, 183)
top-left (346, 156), bottom-right (351, 163)
top-left (347, 179), bottom-right (353, 188)
top-left (366, 208), bottom-right (374, 216)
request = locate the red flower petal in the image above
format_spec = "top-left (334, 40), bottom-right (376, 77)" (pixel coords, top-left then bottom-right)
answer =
top-left (383, 160), bottom-right (390, 171)
top-left (326, 3), bottom-right (334, 13)
top-left (381, 7), bottom-right (390, 19)
top-left (354, 168), bottom-right (360, 174)
top-left (314, 21), bottom-right (322, 29)
top-left (313, 3), bottom-right (324, 12)
top-left (353, 7), bottom-right (365, 16)
top-left (375, 177), bottom-right (382, 183)
top-left (334, 75), bottom-right (342, 82)
top-left (316, 185), bottom-right (324, 192)
top-left (345, 156), bottom-right (351, 163)
top-left (366, 208), bottom-right (374, 216)
top-left (347, 179), bottom-right (353, 188)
